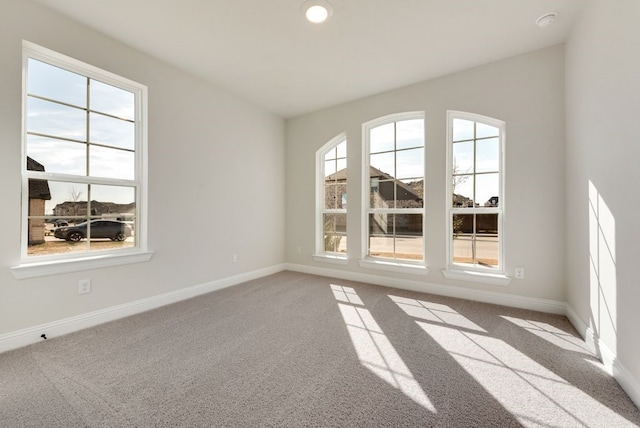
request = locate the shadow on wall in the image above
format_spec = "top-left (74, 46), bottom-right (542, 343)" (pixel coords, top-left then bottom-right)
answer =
top-left (588, 180), bottom-right (617, 359)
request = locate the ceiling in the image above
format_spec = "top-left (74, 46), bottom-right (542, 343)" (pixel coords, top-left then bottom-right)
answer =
top-left (36, 0), bottom-right (586, 118)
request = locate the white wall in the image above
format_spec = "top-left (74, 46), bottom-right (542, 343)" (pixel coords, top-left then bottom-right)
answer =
top-left (286, 45), bottom-right (566, 302)
top-left (0, 1), bottom-right (285, 335)
top-left (565, 0), bottom-right (640, 401)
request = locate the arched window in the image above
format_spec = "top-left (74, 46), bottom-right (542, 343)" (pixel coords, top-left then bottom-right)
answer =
top-left (315, 134), bottom-right (347, 260)
top-left (362, 113), bottom-right (425, 264)
top-left (447, 111), bottom-right (505, 273)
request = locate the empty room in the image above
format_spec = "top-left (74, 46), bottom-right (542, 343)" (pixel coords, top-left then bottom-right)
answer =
top-left (1, 0), bottom-right (639, 426)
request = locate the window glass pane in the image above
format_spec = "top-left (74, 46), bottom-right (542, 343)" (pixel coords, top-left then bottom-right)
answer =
top-left (323, 213), bottom-right (346, 253)
top-left (476, 137), bottom-right (499, 173)
top-left (370, 151), bottom-right (394, 177)
top-left (395, 182), bottom-right (423, 208)
top-left (42, 181), bottom-right (88, 220)
top-left (27, 180), bottom-right (90, 255)
top-left (90, 113), bottom-right (135, 150)
top-left (476, 213), bottom-right (499, 268)
top-left (87, 185), bottom-right (136, 250)
top-left (475, 173), bottom-right (499, 207)
top-left (90, 185), bottom-right (136, 217)
top-left (476, 213), bottom-right (498, 235)
top-left (27, 223), bottom-right (89, 256)
top-left (476, 122), bottom-right (499, 139)
top-left (27, 97), bottom-right (86, 141)
top-left (369, 213), bottom-right (393, 258)
top-left (453, 141), bottom-right (474, 174)
top-left (476, 238), bottom-right (499, 268)
top-left (324, 182), bottom-right (338, 209)
top-left (452, 213), bottom-right (473, 236)
top-left (396, 147), bottom-right (423, 179)
top-left (325, 160), bottom-right (336, 177)
top-left (90, 145), bottom-right (135, 180)
top-left (452, 235), bottom-right (473, 265)
top-left (370, 123), bottom-right (394, 153)
top-left (453, 175), bottom-right (474, 207)
top-left (26, 178), bottom-right (55, 252)
top-left (371, 179), bottom-right (394, 209)
top-left (395, 236), bottom-right (423, 261)
top-left (336, 158), bottom-right (347, 173)
top-left (27, 135), bottom-right (86, 176)
top-left (453, 118), bottom-right (474, 141)
top-left (90, 80), bottom-right (134, 120)
top-left (396, 119), bottom-right (423, 150)
top-left (324, 147), bottom-right (336, 161)
top-left (336, 140), bottom-right (347, 158)
top-left (395, 214), bottom-right (423, 260)
top-left (395, 214), bottom-right (422, 236)
top-left (403, 179), bottom-right (423, 205)
top-left (27, 59), bottom-right (86, 107)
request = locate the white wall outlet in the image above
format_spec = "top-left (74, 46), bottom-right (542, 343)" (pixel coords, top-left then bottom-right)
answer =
top-left (514, 268), bottom-right (525, 280)
top-left (78, 278), bottom-right (91, 294)
top-left (232, 254), bottom-right (238, 263)
top-left (296, 246), bottom-right (302, 254)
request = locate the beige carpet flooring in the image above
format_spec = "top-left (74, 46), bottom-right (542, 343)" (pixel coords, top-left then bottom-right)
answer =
top-left (1, 271), bottom-right (639, 427)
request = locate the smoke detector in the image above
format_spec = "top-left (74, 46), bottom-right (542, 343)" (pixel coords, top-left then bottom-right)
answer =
top-left (536, 12), bottom-right (557, 28)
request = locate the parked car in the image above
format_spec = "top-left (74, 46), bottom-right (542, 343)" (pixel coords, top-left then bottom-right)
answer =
top-left (54, 220), bottom-right (132, 242)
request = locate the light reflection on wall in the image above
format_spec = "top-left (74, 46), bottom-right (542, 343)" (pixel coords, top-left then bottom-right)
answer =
top-left (588, 180), bottom-right (617, 352)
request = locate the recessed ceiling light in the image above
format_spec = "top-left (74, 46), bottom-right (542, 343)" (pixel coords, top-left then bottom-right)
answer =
top-left (536, 12), bottom-right (557, 28)
top-left (302, 0), bottom-right (333, 24)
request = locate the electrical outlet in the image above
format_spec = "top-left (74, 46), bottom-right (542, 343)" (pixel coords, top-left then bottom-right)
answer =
top-left (232, 254), bottom-right (238, 263)
top-left (78, 278), bottom-right (91, 294)
top-left (514, 268), bottom-right (525, 280)
top-left (296, 246), bottom-right (302, 254)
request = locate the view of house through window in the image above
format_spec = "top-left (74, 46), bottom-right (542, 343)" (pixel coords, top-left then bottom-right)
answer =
top-left (365, 114), bottom-right (424, 262)
top-left (449, 112), bottom-right (504, 270)
top-left (23, 43), bottom-right (145, 259)
top-left (319, 137), bottom-right (347, 254)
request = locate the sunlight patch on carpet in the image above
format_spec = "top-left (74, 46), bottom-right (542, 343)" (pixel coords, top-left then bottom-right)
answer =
top-left (330, 284), bottom-right (364, 305)
top-left (417, 321), bottom-right (634, 427)
top-left (501, 316), bottom-right (591, 354)
top-left (332, 286), bottom-right (435, 412)
top-left (389, 295), bottom-right (486, 333)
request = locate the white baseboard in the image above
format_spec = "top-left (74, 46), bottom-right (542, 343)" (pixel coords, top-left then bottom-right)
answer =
top-left (565, 304), bottom-right (640, 410)
top-left (613, 358), bottom-right (640, 410)
top-left (0, 264), bottom-right (286, 354)
top-left (564, 303), bottom-right (598, 354)
top-left (284, 263), bottom-right (567, 314)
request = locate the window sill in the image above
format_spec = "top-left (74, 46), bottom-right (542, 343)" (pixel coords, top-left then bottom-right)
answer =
top-left (11, 251), bottom-right (154, 280)
top-left (312, 254), bottom-right (349, 265)
top-left (441, 268), bottom-right (511, 286)
top-left (359, 259), bottom-right (429, 275)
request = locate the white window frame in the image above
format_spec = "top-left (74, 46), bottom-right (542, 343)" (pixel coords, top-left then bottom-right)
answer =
top-left (443, 111), bottom-right (509, 286)
top-left (359, 112), bottom-right (428, 275)
top-left (313, 133), bottom-right (348, 265)
top-left (11, 41), bottom-right (152, 279)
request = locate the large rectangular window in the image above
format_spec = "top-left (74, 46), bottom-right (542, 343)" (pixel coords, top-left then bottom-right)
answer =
top-left (20, 42), bottom-right (148, 268)
top-left (363, 113), bottom-right (425, 264)
top-left (447, 111), bottom-right (504, 273)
